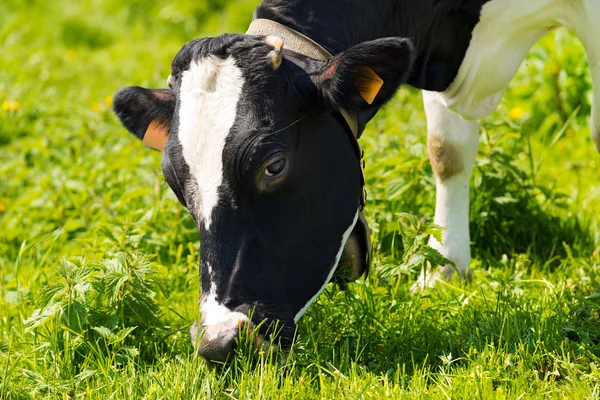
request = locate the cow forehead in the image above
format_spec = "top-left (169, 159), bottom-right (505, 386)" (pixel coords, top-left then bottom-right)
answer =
top-left (177, 55), bottom-right (244, 229)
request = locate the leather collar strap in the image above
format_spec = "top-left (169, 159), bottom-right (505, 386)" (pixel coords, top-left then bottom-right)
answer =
top-left (246, 19), bottom-right (360, 139)
top-left (247, 18), bottom-right (333, 61)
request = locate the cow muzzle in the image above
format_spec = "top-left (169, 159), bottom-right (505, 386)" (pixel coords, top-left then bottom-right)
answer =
top-left (191, 319), bottom-right (240, 363)
top-left (191, 312), bottom-right (294, 363)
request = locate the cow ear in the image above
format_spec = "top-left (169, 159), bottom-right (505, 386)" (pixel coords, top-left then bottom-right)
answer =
top-left (113, 87), bottom-right (175, 151)
top-left (316, 37), bottom-right (414, 112)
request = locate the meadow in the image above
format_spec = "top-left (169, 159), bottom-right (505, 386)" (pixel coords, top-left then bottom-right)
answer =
top-left (1, 0), bottom-right (599, 398)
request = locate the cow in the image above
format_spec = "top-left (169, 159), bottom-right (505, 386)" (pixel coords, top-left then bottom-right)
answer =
top-left (113, 0), bottom-right (600, 362)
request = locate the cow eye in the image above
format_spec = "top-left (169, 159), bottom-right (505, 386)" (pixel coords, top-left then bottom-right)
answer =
top-left (265, 158), bottom-right (286, 177)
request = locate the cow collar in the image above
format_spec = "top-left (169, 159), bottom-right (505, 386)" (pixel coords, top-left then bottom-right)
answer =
top-left (246, 18), bottom-right (366, 210)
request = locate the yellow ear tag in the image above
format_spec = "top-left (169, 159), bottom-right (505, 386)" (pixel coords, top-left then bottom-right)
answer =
top-left (142, 120), bottom-right (169, 151)
top-left (354, 66), bottom-right (384, 105)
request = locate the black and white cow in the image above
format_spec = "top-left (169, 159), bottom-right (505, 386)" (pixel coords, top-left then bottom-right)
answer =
top-left (114, 0), bottom-right (600, 362)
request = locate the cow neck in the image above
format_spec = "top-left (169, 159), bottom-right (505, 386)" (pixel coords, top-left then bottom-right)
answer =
top-left (246, 18), bottom-right (366, 210)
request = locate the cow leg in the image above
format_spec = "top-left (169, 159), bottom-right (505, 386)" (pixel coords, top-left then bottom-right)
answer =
top-left (411, 1), bottom-right (562, 291)
top-left (592, 68), bottom-right (600, 153)
top-left (564, 3), bottom-right (600, 153)
top-left (415, 91), bottom-right (479, 287)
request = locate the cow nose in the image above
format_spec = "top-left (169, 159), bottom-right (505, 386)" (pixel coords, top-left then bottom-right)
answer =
top-left (192, 320), bottom-right (240, 363)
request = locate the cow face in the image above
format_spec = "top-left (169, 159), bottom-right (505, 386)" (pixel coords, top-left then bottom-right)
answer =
top-left (113, 33), bottom-right (413, 362)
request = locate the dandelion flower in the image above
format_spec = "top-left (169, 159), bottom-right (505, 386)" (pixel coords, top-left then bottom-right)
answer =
top-left (2, 101), bottom-right (21, 112)
top-left (509, 107), bottom-right (524, 120)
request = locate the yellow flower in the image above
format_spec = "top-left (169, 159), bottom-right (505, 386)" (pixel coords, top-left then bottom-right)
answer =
top-left (565, 128), bottom-right (574, 137)
top-left (0, 201), bottom-right (5, 213)
top-left (90, 102), bottom-right (102, 111)
top-left (2, 101), bottom-right (21, 112)
top-left (104, 96), bottom-right (113, 107)
top-left (509, 107), bottom-right (524, 120)
top-left (65, 50), bottom-right (76, 62)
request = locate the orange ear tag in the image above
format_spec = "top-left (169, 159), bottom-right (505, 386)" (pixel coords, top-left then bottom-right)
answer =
top-left (354, 66), bottom-right (384, 105)
top-left (142, 120), bottom-right (169, 151)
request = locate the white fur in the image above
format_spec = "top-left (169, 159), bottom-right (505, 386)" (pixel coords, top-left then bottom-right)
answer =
top-left (421, 0), bottom-right (600, 284)
top-left (178, 56), bottom-right (246, 329)
top-left (439, 0), bottom-right (600, 124)
top-left (564, 1), bottom-right (600, 152)
top-left (177, 56), bottom-right (244, 229)
top-left (420, 90), bottom-right (479, 286)
top-left (200, 294), bottom-right (249, 327)
top-left (294, 211), bottom-right (360, 323)
top-left (200, 263), bottom-right (249, 327)
top-left (438, 0), bottom-right (558, 119)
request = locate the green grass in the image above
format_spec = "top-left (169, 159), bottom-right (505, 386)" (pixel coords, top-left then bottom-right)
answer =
top-left (1, 1), bottom-right (599, 398)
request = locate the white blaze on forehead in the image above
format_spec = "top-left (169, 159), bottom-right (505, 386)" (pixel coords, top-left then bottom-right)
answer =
top-left (177, 55), bottom-right (244, 229)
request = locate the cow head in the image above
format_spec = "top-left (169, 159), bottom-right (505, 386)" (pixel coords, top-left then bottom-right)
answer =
top-left (113, 33), bottom-right (413, 362)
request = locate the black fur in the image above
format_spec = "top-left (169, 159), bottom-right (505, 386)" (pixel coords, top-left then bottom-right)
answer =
top-left (255, 0), bottom-right (489, 91)
top-left (316, 37), bottom-right (415, 113)
top-left (113, 87), bottom-right (174, 140)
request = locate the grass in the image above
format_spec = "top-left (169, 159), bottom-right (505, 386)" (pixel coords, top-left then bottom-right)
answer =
top-left (1, 0), bottom-right (599, 398)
